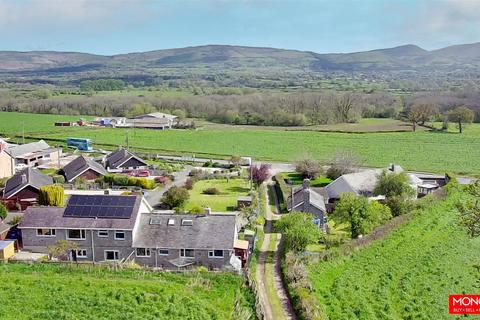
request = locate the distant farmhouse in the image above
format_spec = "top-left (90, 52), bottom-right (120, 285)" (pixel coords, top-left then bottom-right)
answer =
top-left (129, 112), bottom-right (178, 130)
top-left (62, 155), bottom-right (107, 183)
top-left (19, 194), bottom-right (243, 270)
top-left (104, 148), bottom-right (148, 171)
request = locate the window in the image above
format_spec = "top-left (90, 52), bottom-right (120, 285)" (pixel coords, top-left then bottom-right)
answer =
top-left (98, 230), bottom-right (109, 238)
top-left (180, 249), bottom-right (194, 258)
top-left (208, 250), bottom-right (224, 258)
top-left (37, 229), bottom-right (55, 237)
top-left (158, 249), bottom-right (169, 256)
top-left (114, 231), bottom-right (125, 240)
top-left (76, 249), bottom-right (87, 258)
top-left (136, 248), bottom-right (151, 257)
top-left (104, 250), bottom-right (119, 261)
top-left (168, 218), bottom-right (175, 226)
top-left (181, 219), bottom-right (193, 226)
top-left (67, 229), bottom-right (86, 240)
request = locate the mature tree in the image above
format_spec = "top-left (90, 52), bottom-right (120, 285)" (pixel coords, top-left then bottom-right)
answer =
top-left (295, 156), bottom-right (322, 179)
top-left (374, 170), bottom-right (415, 216)
top-left (48, 240), bottom-right (79, 261)
top-left (333, 193), bottom-right (392, 238)
top-left (0, 203), bottom-right (7, 220)
top-left (326, 150), bottom-right (363, 180)
top-left (408, 103), bottom-right (439, 131)
top-left (251, 164), bottom-right (271, 186)
top-left (447, 106), bottom-right (475, 133)
top-left (161, 186), bottom-right (190, 209)
top-left (276, 212), bottom-right (323, 252)
top-left (335, 94), bottom-right (355, 123)
top-left (456, 180), bottom-right (480, 237)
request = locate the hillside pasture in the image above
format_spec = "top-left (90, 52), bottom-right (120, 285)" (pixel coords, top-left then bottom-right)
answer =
top-left (307, 192), bottom-right (480, 320)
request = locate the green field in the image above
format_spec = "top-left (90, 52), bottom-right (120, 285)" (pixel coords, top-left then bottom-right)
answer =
top-left (0, 263), bottom-right (252, 320)
top-left (185, 179), bottom-right (251, 212)
top-left (308, 192), bottom-right (480, 320)
top-left (1, 112), bottom-right (480, 174)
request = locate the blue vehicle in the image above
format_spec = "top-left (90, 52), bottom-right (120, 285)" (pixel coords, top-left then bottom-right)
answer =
top-left (66, 138), bottom-right (93, 151)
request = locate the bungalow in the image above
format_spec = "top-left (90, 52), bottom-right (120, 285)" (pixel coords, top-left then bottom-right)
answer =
top-left (3, 168), bottom-right (53, 202)
top-left (62, 155), bottom-right (107, 183)
top-left (104, 148), bottom-right (148, 171)
top-left (18, 195), bottom-right (242, 270)
top-left (6, 140), bottom-right (62, 169)
top-left (325, 165), bottom-right (423, 203)
top-left (286, 179), bottom-right (327, 229)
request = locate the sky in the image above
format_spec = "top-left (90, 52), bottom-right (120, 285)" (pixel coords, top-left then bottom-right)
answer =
top-left (0, 0), bottom-right (479, 55)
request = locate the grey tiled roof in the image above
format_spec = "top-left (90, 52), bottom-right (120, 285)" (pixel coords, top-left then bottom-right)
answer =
top-left (287, 187), bottom-right (326, 213)
top-left (4, 168), bottom-right (53, 198)
top-left (105, 148), bottom-right (147, 169)
top-left (63, 155), bottom-right (106, 182)
top-left (6, 140), bottom-right (50, 158)
top-left (18, 195), bottom-right (142, 230)
top-left (133, 213), bottom-right (236, 250)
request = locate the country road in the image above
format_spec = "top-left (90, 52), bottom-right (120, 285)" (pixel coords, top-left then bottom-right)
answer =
top-left (256, 181), bottom-right (296, 320)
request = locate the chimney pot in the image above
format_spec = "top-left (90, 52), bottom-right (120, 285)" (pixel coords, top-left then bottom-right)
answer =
top-left (302, 178), bottom-right (310, 189)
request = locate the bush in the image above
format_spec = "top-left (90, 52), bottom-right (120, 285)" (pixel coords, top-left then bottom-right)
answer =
top-left (113, 175), bottom-right (129, 186)
top-left (326, 166), bottom-right (344, 180)
top-left (0, 203), bottom-right (7, 220)
top-left (155, 176), bottom-right (169, 185)
top-left (295, 157), bottom-right (323, 179)
top-left (385, 195), bottom-right (414, 217)
top-left (161, 186), bottom-right (189, 209)
top-left (202, 187), bottom-right (220, 195)
top-left (185, 178), bottom-right (195, 190)
top-left (136, 178), bottom-right (156, 190)
top-left (52, 174), bottom-right (65, 184)
top-left (189, 206), bottom-right (204, 214)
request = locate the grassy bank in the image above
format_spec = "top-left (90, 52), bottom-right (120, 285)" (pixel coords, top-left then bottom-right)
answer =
top-left (0, 263), bottom-right (253, 320)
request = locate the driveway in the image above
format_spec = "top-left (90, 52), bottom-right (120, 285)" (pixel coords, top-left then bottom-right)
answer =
top-left (145, 165), bottom-right (192, 208)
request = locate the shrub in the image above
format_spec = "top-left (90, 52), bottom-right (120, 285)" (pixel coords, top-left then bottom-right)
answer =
top-left (155, 176), bottom-right (169, 184)
top-left (113, 175), bottom-right (129, 186)
top-left (385, 195), bottom-right (414, 217)
top-left (0, 177), bottom-right (8, 188)
top-left (8, 215), bottom-right (22, 226)
top-left (184, 178), bottom-right (195, 190)
top-left (189, 206), bottom-right (204, 214)
top-left (276, 213), bottom-right (323, 252)
top-left (161, 186), bottom-right (189, 209)
top-left (38, 185), bottom-right (65, 207)
top-left (52, 174), bottom-right (66, 184)
top-left (0, 203), bottom-right (7, 220)
top-left (295, 156), bottom-right (323, 179)
top-left (136, 178), bottom-right (156, 190)
top-left (251, 164), bottom-right (271, 185)
top-left (202, 187), bottom-right (220, 195)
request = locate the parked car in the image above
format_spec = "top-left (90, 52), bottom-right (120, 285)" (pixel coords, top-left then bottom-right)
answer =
top-left (136, 170), bottom-right (150, 177)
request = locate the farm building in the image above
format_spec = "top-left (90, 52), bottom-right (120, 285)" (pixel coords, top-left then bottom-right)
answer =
top-left (3, 168), bottom-right (53, 202)
top-left (62, 155), bottom-right (107, 183)
top-left (130, 112), bottom-right (178, 129)
top-left (104, 148), bottom-right (148, 171)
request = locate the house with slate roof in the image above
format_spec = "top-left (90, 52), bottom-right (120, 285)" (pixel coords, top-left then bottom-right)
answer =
top-left (286, 179), bottom-right (327, 229)
top-left (18, 194), bottom-right (242, 270)
top-left (3, 167), bottom-right (53, 201)
top-left (62, 155), bottom-right (107, 182)
top-left (104, 148), bottom-right (148, 171)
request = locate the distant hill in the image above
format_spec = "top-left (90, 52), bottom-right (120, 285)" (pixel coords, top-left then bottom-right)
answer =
top-left (2, 42), bottom-right (480, 87)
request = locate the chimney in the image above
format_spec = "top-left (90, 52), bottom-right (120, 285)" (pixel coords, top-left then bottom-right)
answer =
top-left (204, 207), bottom-right (212, 215)
top-left (21, 174), bottom-right (27, 184)
top-left (302, 178), bottom-right (311, 189)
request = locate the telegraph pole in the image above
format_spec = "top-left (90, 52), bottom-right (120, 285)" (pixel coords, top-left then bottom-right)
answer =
top-left (125, 130), bottom-right (129, 150)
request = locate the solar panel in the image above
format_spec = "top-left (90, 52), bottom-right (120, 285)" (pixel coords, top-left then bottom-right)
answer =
top-left (64, 195), bottom-right (137, 219)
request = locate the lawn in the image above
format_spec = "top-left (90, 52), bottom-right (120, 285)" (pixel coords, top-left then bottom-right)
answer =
top-left (307, 191), bottom-right (480, 320)
top-left (0, 263), bottom-right (253, 320)
top-left (280, 172), bottom-right (332, 187)
top-left (185, 179), bottom-right (251, 212)
top-left (2, 112), bottom-right (480, 174)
